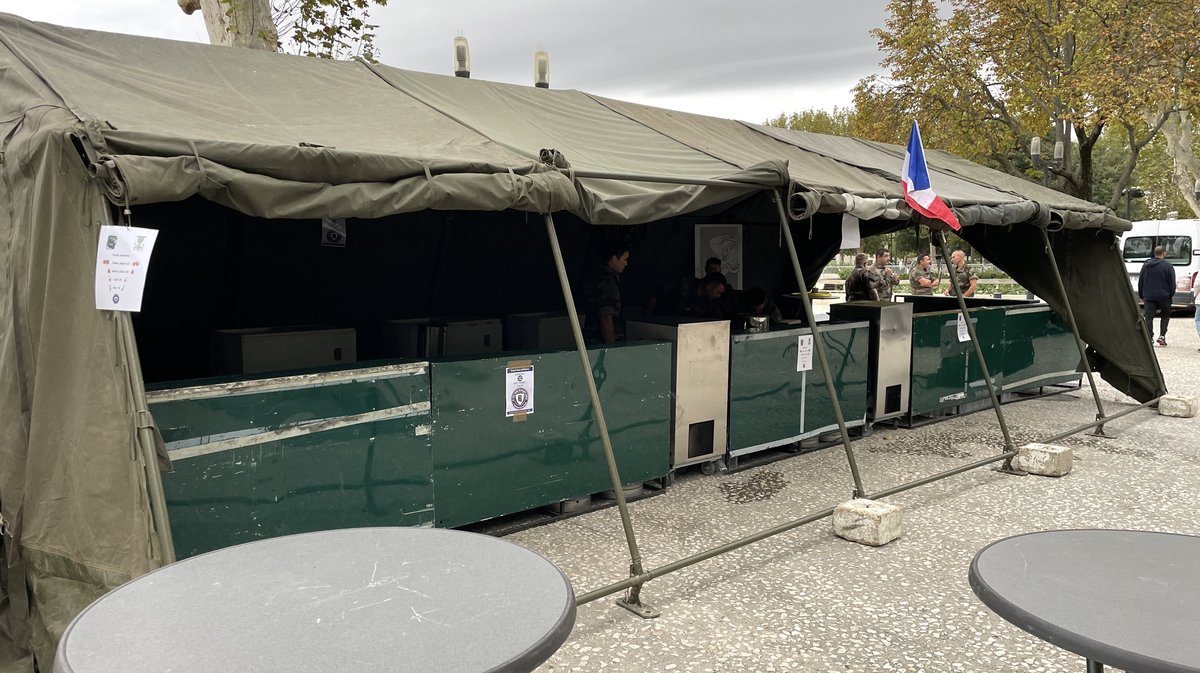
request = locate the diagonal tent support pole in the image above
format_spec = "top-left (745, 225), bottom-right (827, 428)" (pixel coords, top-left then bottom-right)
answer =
top-left (773, 191), bottom-right (867, 498)
top-left (932, 231), bottom-right (1018, 471)
top-left (1038, 227), bottom-right (1112, 437)
top-left (542, 213), bottom-right (658, 619)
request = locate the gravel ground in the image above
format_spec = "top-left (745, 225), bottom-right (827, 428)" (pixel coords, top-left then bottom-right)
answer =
top-left (513, 314), bottom-right (1200, 673)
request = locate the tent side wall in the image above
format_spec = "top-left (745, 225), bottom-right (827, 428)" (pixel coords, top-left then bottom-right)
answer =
top-left (0, 120), bottom-right (162, 671)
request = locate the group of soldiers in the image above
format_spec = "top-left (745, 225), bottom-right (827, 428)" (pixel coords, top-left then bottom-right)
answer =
top-left (845, 249), bottom-right (979, 302)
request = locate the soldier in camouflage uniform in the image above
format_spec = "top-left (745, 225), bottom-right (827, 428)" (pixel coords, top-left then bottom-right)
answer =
top-left (865, 249), bottom-right (900, 301)
top-left (943, 249), bottom-right (979, 297)
top-left (845, 252), bottom-right (878, 301)
top-left (583, 243), bottom-right (630, 343)
top-left (908, 253), bottom-right (940, 295)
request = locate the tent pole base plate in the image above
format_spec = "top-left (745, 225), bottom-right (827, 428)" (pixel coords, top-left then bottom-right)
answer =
top-left (994, 465), bottom-right (1028, 476)
top-left (616, 597), bottom-right (660, 619)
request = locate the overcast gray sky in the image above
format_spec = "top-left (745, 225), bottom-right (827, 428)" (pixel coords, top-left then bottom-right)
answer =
top-left (12, 0), bottom-right (887, 123)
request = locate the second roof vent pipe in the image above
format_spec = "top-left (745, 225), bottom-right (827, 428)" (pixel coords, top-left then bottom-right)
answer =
top-left (453, 36), bottom-right (470, 78)
top-left (534, 50), bottom-right (549, 88)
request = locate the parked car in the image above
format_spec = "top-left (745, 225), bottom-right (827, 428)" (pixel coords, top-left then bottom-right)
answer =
top-left (1119, 213), bottom-right (1200, 309)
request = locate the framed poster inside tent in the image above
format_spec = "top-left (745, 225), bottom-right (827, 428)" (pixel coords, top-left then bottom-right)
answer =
top-left (694, 224), bottom-right (743, 290)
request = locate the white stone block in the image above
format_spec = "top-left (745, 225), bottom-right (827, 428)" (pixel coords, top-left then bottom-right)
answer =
top-left (1158, 394), bottom-right (1197, 418)
top-left (832, 498), bottom-right (903, 547)
top-left (1015, 443), bottom-right (1072, 477)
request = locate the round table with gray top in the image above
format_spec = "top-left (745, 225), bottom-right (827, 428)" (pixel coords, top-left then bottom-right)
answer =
top-left (969, 529), bottom-right (1200, 673)
top-left (55, 527), bottom-right (576, 673)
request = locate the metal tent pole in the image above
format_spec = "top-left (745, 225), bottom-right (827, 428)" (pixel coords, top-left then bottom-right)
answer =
top-left (772, 191), bottom-right (866, 497)
top-left (933, 231), bottom-right (1017, 468)
top-left (573, 394), bottom-right (1162, 607)
top-left (1038, 227), bottom-right (1110, 436)
top-left (542, 213), bottom-right (656, 617)
top-left (117, 313), bottom-right (177, 565)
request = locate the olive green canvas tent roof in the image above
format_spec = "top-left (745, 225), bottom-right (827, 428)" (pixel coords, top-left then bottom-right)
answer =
top-left (0, 12), bottom-right (1163, 671)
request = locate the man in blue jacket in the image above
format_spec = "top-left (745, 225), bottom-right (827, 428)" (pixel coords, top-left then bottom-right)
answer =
top-left (1138, 245), bottom-right (1176, 346)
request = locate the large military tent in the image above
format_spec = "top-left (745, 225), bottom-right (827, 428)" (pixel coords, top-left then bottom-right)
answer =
top-left (0, 12), bottom-right (1163, 670)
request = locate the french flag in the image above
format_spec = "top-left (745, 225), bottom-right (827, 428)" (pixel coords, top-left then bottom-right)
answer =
top-left (901, 120), bottom-right (961, 231)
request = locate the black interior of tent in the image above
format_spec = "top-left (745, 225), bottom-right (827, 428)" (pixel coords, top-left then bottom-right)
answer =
top-left (131, 198), bottom-right (902, 384)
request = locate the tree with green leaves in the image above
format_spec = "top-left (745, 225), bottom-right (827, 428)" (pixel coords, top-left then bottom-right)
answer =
top-left (178, 0), bottom-right (388, 60)
top-left (852, 0), bottom-right (1199, 211)
top-left (765, 107), bottom-right (856, 137)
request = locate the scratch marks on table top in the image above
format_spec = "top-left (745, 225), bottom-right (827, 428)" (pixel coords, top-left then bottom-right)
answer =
top-left (263, 584), bottom-right (331, 607)
top-left (409, 605), bottom-right (449, 627)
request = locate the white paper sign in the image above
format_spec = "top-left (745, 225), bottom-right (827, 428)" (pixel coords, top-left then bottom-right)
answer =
top-left (95, 225), bottom-right (158, 312)
top-left (505, 366), bottom-right (535, 417)
top-left (321, 217), bottom-right (346, 247)
top-left (840, 213), bottom-right (860, 250)
top-left (796, 334), bottom-right (814, 372)
top-left (956, 314), bottom-right (971, 342)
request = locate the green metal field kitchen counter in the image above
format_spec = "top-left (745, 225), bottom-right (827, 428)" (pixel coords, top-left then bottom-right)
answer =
top-left (727, 322), bottom-right (869, 459)
top-left (148, 343), bottom-right (671, 556)
top-left (905, 297), bottom-right (1081, 419)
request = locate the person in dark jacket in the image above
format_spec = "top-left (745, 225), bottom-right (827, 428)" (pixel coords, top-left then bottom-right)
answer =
top-left (1138, 245), bottom-right (1176, 346)
top-left (685, 272), bottom-right (731, 319)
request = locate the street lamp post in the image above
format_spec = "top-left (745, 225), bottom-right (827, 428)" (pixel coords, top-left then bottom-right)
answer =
top-left (1123, 187), bottom-right (1145, 220)
top-left (1029, 136), bottom-right (1064, 188)
top-left (1030, 137), bottom-right (1045, 186)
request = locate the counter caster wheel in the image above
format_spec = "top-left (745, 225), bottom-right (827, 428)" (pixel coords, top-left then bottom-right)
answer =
top-left (725, 455), bottom-right (740, 471)
top-left (860, 423), bottom-right (874, 438)
top-left (662, 471), bottom-right (676, 487)
top-left (699, 460), bottom-right (718, 476)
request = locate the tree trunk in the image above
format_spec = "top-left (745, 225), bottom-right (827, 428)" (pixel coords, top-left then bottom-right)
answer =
top-left (1161, 111), bottom-right (1200, 218)
top-left (196, 0), bottom-right (278, 51)
top-left (1074, 141), bottom-right (1094, 202)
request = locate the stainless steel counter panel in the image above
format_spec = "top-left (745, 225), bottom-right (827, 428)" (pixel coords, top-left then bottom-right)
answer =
top-left (827, 301), bottom-right (913, 422)
top-left (626, 318), bottom-right (730, 468)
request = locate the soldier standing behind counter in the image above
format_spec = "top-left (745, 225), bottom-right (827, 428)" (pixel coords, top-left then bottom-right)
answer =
top-left (866, 249), bottom-right (901, 301)
top-left (908, 253), bottom-right (940, 295)
top-left (583, 243), bottom-right (630, 344)
top-left (845, 252), bottom-right (879, 301)
top-left (943, 249), bottom-right (978, 297)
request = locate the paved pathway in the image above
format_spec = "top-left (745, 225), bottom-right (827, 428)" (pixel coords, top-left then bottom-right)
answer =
top-left (516, 316), bottom-right (1200, 672)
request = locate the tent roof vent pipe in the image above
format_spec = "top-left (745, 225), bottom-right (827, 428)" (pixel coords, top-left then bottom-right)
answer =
top-left (453, 36), bottom-right (470, 78)
top-left (534, 50), bottom-right (549, 89)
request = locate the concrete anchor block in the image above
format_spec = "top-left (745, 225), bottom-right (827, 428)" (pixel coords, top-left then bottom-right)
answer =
top-left (1158, 394), bottom-right (1197, 418)
top-left (832, 498), bottom-right (903, 547)
top-left (1015, 443), bottom-right (1072, 477)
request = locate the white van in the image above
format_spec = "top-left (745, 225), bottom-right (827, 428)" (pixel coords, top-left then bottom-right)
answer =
top-left (1119, 214), bottom-right (1200, 309)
